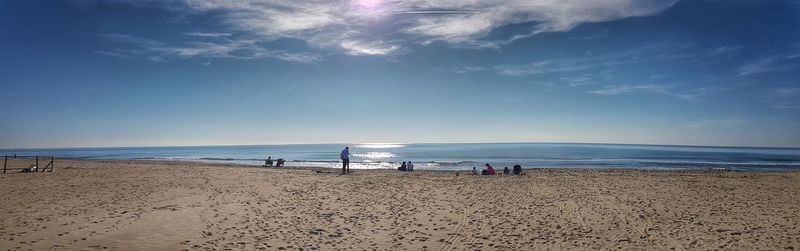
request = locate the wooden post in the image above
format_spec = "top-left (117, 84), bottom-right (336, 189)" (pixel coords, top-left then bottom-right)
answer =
top-left (50, 156), bottom-right (54, 172)
top-left (3, 156), bottom-right (6, 174)
top-left (36, 156), bottom-right (39, 173)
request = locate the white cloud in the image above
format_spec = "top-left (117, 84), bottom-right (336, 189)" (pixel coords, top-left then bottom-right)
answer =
top-left (587, 84), bottom-right (695, 100)
top-left (489, 42), bottom-right (692, 77)
top-left (96, 0), bottom-right (679, 58)
top-left (588, 84), bottom-right (665, 95)
top-left (772, 87), bottom-right (800, 96)
top-left (738, 53), bottom-right (800, 76)
top-left (401, 0), bottom-right (678, 46)
top-left (183, 32), bottom-right (233, 38)
top-left (708, 46), bottom-right (742, 56)
top-left (560, 75), bottom-right (595, 87)
top-left (493, 56), bottom-right (624, 76)
top-left (765, 87), bottom-right (800, 109)
top-left (455, 66), bottom-right (487, 74)
top-left (738, 56), bottom-right (783, 76)
top-left (682, 119), bottom-right (748, 129)
top-left (339, 40), bottom-right (401, 56)
top-left (98, 34), bottom-right (322, 63)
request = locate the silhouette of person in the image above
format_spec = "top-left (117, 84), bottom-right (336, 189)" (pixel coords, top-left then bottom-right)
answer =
top-left (340, 147), bottom-right (350, 174)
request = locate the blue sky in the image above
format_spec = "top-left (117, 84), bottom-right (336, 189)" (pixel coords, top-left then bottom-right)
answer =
top-left (1, 0), bottom-right (799, 148)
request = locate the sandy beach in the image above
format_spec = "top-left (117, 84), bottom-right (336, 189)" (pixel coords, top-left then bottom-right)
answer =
top-left (1, 160), bottom-right (799, 250)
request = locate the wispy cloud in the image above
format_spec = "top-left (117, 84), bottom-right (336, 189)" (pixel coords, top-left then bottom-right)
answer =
top-left (401, 0), bottom-right (678, 47)
top-left (183, 32), bottom-right (233, 38)
top-left (559, 75), bottom-right (596, 87)
top-left (682, 119), bottom-right (748, 129)
top-left (738, 53), bottom-right (800, 76)
top-left (98, 33), bottom-right (322, 63)
top-left (764, 87), bottom-right (800, 109)
top-left (772, 87), bottom-right (800, 96)
top-left (587, 84), bottom-right (696, 101)
top-left (490, 42), bottom-right (692, 77)
top-left (588, 84), bottom-right (665, 95)
top-left (338, 40), bottom-right (401, 56)
top-left (493, 55), bottom-right (630, 77)
top-left (94, 0), bottom-right (679, 59)
top-left (455, 66), bottom-right (487, 74)
top-left (708, 46), bottom-right (742, 56)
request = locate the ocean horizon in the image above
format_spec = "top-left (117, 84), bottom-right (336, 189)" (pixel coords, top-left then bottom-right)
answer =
top-left (3, 142), bottom-right (799, 172)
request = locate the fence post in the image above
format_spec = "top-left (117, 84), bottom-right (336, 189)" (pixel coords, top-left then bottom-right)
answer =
top-left (51, 156), bottom-right (54, 172)
top-left (3, 156), bottom-right (6, 174)
top-left (36, 156), bottom-right (39, 173)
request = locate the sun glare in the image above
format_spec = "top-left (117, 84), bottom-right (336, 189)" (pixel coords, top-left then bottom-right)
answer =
top-left (355, 0), bottom-right (381, 9)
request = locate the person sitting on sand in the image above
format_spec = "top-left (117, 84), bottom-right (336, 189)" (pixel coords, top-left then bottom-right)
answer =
top-left (407, 161), bottom-right (414, 172)
top-left (276, 158), bottom-right (285, 167)
top-left (513, 165), bottom-right (522, 175)
top-left (398, 162), bottom-right (407, 171)
top-left (472, 167), bottom-right (478, 175)
top-left (503, 166), bottom-right (510, 175)
top-left (485, 163), bottom-right (496, 175)
top-left (264, 156), bottom-right (273, 167)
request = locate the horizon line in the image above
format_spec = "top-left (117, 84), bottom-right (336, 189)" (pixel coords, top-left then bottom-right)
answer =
top-left (2, 141), bottom-right (799, 151)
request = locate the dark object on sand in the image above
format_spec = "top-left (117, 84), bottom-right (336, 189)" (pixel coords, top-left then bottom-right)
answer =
top-left (503, 167), bottom-right (510, 175)
top-left (513, 165), bottom-right (522, 175)
top-left (20, 164), bottom-right (37, 173)
top-left (263, 157), bottom-right (285, 167)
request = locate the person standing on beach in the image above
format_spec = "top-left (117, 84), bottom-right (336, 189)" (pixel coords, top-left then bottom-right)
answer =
top-left (340, 147), bottom-right (350, 174)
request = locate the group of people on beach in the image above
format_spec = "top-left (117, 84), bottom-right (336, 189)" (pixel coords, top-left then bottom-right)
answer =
top-left (472, 163), bottom-right (523, 176)
top-left (397, 161), bottom-right (414, 172)
top-left (328, 147), bottom-right (526, 175)
top-left (265, 146), bottom-right (351, 174)
top-left (263, 156), bottom-right (285, 167)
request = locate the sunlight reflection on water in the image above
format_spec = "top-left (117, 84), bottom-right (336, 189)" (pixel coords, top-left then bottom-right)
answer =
top-left (354, 143), bottom-right (406, 149)
top-left (353, 152), bottom-right (395, 159)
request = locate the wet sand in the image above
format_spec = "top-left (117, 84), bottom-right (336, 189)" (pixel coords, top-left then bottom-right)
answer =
top-left (1, 159), bottom-right (799, 250)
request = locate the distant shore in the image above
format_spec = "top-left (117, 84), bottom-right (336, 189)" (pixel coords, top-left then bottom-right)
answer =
top-left (1, 159), bottom-right (799, 250)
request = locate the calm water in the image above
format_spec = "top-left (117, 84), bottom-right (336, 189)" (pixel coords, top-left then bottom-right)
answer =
top-left (3, 143), bottom-right (800, 171)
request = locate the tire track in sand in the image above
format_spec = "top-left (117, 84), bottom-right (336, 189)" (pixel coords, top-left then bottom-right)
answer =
top-left (464, 177), bottom-right (527, 249)
top-left (576, 172), bottom-right (684, 250)
top-left (439, 185), bottom-right (488, 251)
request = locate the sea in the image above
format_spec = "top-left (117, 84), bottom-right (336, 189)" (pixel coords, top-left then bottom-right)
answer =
top-left (2, 143), bottom-right (800, 171)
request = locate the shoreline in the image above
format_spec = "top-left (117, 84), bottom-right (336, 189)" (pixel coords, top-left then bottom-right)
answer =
top-left (5, 143), bottom-right (799, 173)
top-left (2, 159), bottom-right (799, 249)
top-left (16, 158), bottom-right (800, 173)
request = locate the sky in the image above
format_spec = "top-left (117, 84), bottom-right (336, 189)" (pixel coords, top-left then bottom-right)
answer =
top-left (1, 0), bottom-right (799, 148)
